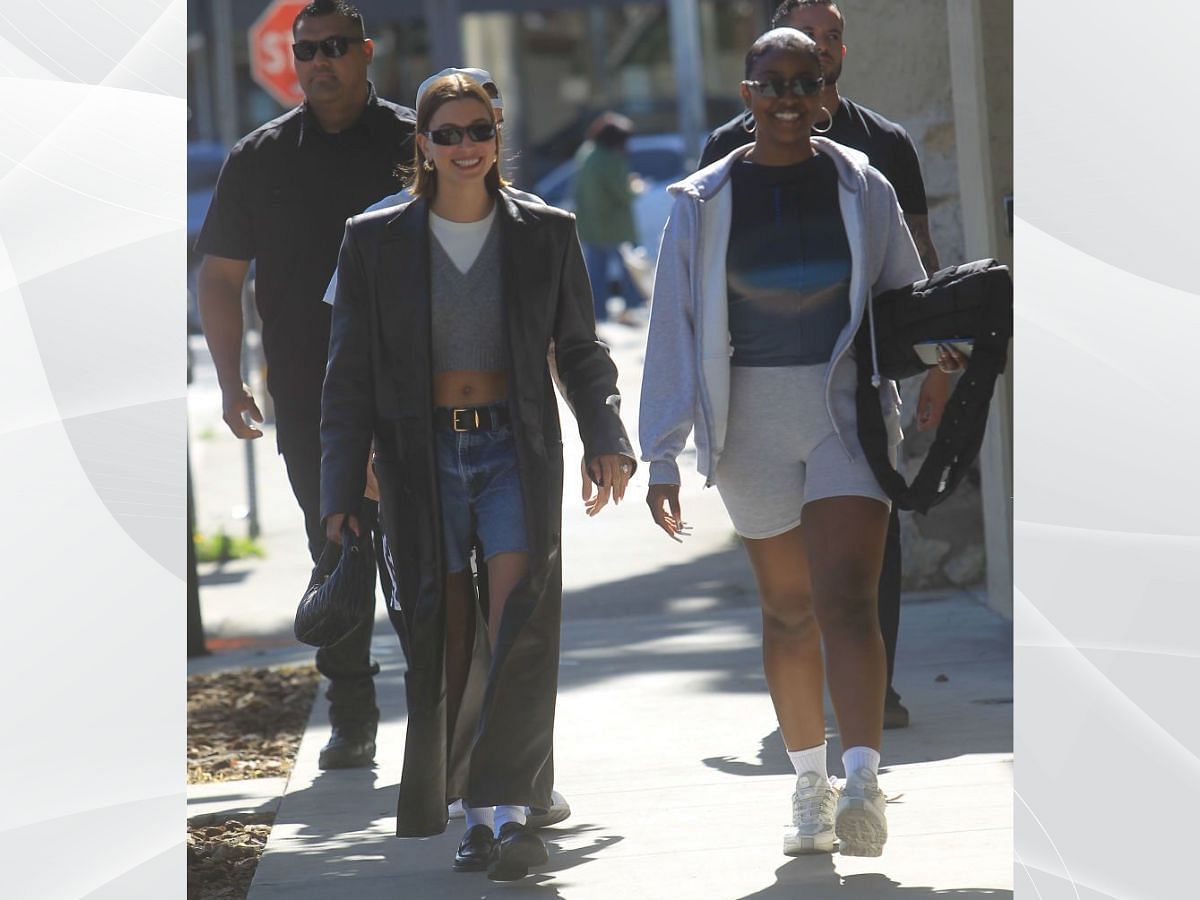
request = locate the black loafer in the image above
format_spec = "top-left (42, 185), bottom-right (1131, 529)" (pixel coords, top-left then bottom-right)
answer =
top-left (487, 822), bottom-right (549, 881)
top-left (318, 723), bottom-right (377, 769)
top-left (453, 825), bottom-right (495, 872)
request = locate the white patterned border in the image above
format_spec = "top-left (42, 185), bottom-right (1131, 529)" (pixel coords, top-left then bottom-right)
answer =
top-left (0, 1), bottom-right (186, 897)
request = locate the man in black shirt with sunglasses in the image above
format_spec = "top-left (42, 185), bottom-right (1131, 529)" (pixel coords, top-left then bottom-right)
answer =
top-left (195, 0), bottom-right (414, 768)
top-left (700, 0), bottom-right (952, 730)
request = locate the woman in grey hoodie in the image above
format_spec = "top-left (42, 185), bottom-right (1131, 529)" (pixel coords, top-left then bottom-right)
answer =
top-left (639, 27), bottom-right (952, 860)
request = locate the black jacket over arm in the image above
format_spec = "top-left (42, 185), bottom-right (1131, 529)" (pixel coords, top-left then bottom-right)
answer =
top-left (320, 193), bottom-right (633, 836)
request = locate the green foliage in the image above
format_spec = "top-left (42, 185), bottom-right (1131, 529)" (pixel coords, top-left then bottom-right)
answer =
top-left (193, 530), bottom-right (265, 563)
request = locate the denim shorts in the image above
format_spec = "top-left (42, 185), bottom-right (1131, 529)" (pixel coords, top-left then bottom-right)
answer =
top-left (436, 411), bottom-right (529, 573)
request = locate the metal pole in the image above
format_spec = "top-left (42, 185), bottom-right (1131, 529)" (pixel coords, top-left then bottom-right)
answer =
top-left (213, 0), bottom-right (261, 539)
top-left (210, 0), bottom-right (239, 147)
top-left (588, 7), bottom-right (610, 107)
top-left (188, 31), bottom-right (215, 141)
top-left (423, 0), bottom-right (463, 71)
top-left (241, 279), bottom-right (262, 540)
top-left (187, 438), bottom-right (208, 657)
top-left (667, 0), bottom-right (707, 171)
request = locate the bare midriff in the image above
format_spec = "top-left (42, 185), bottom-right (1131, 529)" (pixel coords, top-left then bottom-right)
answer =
top-left (433, 369), bottom-right (510, 408)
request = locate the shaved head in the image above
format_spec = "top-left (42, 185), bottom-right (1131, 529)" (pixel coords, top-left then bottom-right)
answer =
top-left (745, 27), bottom-right (820, 78)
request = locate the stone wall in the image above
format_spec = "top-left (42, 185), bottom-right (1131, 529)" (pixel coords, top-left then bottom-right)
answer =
top-left (835, 0), bottom-right (992, 590)
top-left (835, 0), bottom-right (965, 269)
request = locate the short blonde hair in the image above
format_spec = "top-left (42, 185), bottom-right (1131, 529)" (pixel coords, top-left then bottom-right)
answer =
top-left (409, 74), bottom-right (507, 200)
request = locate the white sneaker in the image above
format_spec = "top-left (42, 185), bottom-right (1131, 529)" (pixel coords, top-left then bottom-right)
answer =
top-left (783, 772), bottom-right (839, 855)
top-left (448, 799), bottom-right (465, 819)
top-left (835, 767), bottom-right (888, 857)
top-left (526, 788), bottom-right (571, 829)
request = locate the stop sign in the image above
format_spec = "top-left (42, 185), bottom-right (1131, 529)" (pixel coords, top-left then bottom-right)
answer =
top-left (249, 0), bottom-right (308, 108)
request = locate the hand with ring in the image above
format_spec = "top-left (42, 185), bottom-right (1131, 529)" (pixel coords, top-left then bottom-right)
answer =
top-left (936, 343), bottom-right (967, 374)
top-left (581, 453), bottom-right (636, 516)
top-left (646, 483), bottom-right (689, 542)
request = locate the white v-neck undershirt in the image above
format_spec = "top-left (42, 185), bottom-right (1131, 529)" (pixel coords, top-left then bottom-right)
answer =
top-left (428, 206), bottom-right (497, 274)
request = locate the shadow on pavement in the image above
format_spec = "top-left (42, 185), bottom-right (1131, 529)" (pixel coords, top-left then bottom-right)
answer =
top-left (260, 769), bottom-right (619, 897)
top-left (562, 543), bottom-right (756, 621)
top-left (361, 545), bottom-right (1011, 771)
top-left (199, 567), bottom-right (252, 587)
top-left (703, 728), bottom-right (793, 778)
top-left (738, 859), bottom-right (1014, 899)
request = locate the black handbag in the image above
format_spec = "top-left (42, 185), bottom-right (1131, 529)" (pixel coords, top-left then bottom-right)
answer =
top-left (294, 525), bottom-right (375, 648)
top-left (854, 259), bottom-right (1013, 514)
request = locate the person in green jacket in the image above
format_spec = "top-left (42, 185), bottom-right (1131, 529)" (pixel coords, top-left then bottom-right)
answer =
top-left (572, 113), bottom-right (643, 323)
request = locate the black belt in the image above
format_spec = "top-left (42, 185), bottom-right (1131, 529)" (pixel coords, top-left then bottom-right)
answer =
top-left (434, 405), bottom-right (511, 432)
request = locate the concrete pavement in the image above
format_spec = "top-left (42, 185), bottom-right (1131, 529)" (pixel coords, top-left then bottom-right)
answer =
top-left (187, 324), bottom-right (1013, 898)
top-left (244, 592), bottom-right (1011, 899)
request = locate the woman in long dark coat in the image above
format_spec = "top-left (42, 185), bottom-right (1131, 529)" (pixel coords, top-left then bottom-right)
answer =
top-left (320, 73), bottom-right (636, 880)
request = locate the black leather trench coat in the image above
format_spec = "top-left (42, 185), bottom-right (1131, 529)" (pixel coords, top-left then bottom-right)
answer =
top-left (320, 193), bottom-right (634, 837)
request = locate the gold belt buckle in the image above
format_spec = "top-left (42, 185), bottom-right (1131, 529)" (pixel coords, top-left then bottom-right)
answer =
top-left (452, 408), bottom-right (480, 432)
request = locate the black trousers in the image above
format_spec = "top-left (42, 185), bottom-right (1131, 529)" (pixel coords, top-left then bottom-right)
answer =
top-left (277, 411), bottom-right (379, 727)
top-left (879, 505), bottom-right (902, 701)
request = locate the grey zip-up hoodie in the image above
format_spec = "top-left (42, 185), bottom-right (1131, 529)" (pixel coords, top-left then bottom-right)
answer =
top-left (639, 138), bottom-right (927, 486)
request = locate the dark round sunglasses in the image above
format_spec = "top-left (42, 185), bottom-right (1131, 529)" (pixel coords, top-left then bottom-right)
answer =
top-left (423, 122), bottom-right (497, 146)
top-left (742, 75), bottom-right (825, 98)
top-left (291, 36), bottom-right (365, 62)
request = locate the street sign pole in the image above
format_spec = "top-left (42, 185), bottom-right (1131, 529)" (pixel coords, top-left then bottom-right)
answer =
top-left (210, 0), bottom-right (239, 148)
top-left (668, 0), bottom-right (707, 172)
top-left (241, 279), bottom-right (262, 540)
top-left (423, 0), bottom-right (463, 72)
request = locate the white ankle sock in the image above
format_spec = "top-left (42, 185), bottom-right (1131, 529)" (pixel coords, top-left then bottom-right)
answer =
top-left (786, 742), bottom-right (828, 781)
top-left (464, 803), bottom-right (494, 830)
top-left (494, 804), bottom-right (527, 831)
top-left (842, 746), bottom-right (881, 778)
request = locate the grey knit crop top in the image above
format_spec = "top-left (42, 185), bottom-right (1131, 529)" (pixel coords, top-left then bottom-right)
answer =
top-left (430, 215), bottom-right (507, 373)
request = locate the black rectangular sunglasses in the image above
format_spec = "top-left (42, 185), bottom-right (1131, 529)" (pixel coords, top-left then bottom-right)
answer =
top-left (292, 36), bottom-right (364, 61)
top-left (742, 75), bottom-right (825, 98)
top-left (424, 123), bottom-right (497, 146)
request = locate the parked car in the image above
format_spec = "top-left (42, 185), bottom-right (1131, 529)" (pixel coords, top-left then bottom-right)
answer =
top-left (533, 133), bottom-right (685, 263)
top-left (523, 98), bottom-right (740, 184)
top-left (188, 140), bottom-right (226, 241)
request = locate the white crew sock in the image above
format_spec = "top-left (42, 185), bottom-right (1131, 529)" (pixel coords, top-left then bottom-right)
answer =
top-left (494, 804), bottom-right (527, 832)
top-left (786, 741), bottom-right (828, 781)
top-left (842, 746), bottom-right (881, 778)
top-left (464, 803), bottom-right (494, 830)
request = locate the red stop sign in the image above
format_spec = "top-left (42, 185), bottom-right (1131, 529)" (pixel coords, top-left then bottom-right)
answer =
top-left (249, 0), bottom-right (308, 108)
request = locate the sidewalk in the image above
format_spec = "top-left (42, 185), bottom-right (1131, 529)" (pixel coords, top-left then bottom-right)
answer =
top-left (242, 589), bottom-right (1010, 899)
top-left (187, 325), bottom-right (1013, 898)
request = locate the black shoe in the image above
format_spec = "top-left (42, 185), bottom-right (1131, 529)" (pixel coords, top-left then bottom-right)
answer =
top-left (453, 825), bottom-right (495, 872)
top-left (883, 691), bottom-right (910, 730)
top-left (487, 822), bottom-right (549, 881)
top-left (318, 722), bottom-right (377, 769)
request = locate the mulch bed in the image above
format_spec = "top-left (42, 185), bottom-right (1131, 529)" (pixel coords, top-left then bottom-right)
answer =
top-left (188, 665), bottom-right (321, 900)
top-left (188, 665), bottom-right (321, 783)
top-left (187, 812), bottom-right (274, 900)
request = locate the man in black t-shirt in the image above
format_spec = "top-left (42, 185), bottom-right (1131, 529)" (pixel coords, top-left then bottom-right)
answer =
top-left (700, 0), bottom-right (951, 729)
top-left (195, 0), bottom-right (414, 768)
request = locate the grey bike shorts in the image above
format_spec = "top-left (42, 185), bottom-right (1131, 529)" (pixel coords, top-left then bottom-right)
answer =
top-left (714, 360), bottom-right (891, 540)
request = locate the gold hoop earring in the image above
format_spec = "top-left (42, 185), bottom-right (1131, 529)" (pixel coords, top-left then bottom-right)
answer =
top-left (741, 110), bottom-right (756, 134)
top-left (812, 107), bottom-right (833, 135)
top-left (422, 159), bottom-right (435, 172)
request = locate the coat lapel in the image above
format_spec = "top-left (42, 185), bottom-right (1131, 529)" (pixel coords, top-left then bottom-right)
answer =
top-left (376, 198), bottom-right (431, 414)
top-left (499, 195), bottom-right (553, 435)
top-left (498, 192), bottom-right (526, 336)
